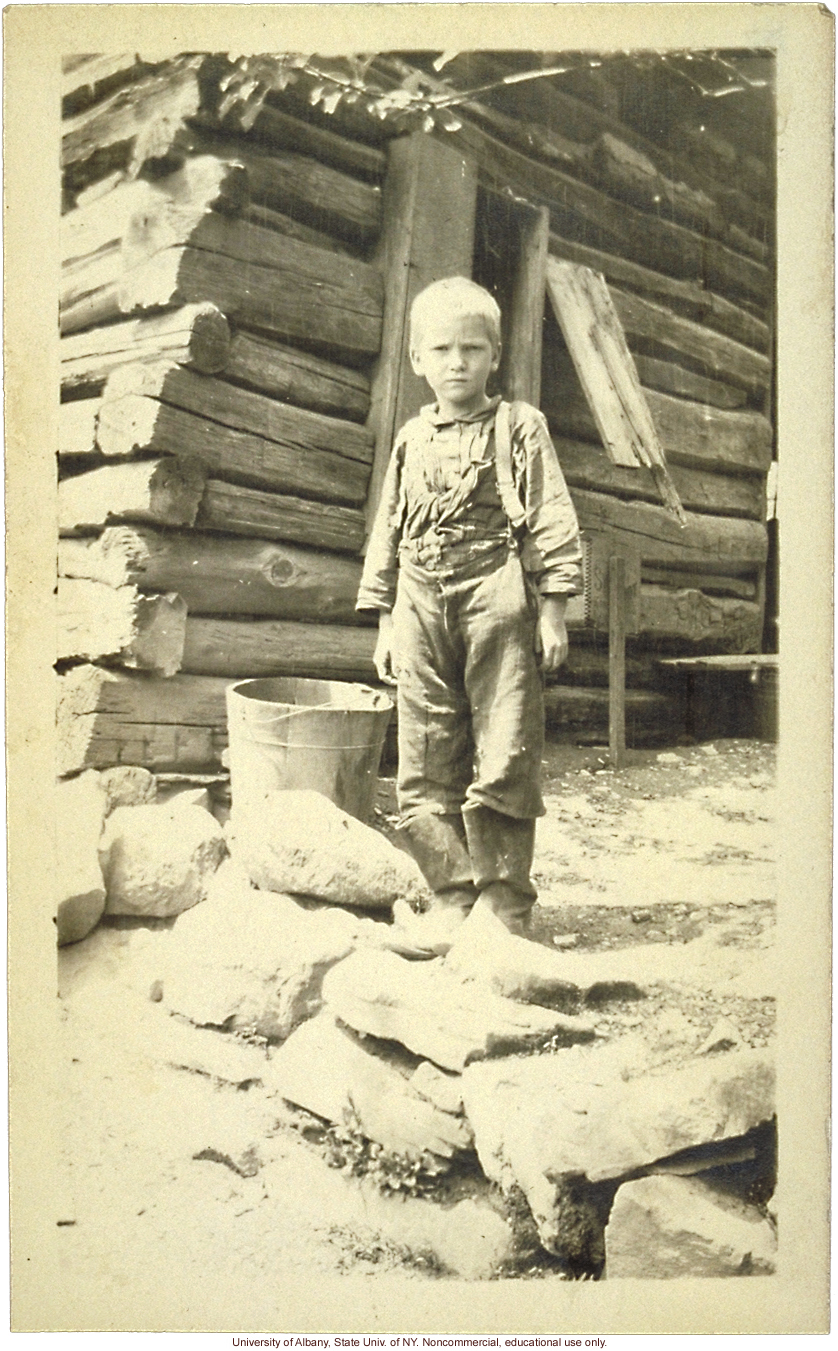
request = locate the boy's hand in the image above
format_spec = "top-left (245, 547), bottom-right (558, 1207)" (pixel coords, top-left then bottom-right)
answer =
top-left (373, 610), bottom-right (398, 685)
top-left (537, 595), bottom-right (569, 673)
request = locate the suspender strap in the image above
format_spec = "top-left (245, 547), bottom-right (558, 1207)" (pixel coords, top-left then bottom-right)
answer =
top-left (494, 400), bottom-right (527, 530)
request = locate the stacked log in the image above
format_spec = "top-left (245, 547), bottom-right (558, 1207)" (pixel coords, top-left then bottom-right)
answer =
top-left (58, 59), bottom-right (386, 777)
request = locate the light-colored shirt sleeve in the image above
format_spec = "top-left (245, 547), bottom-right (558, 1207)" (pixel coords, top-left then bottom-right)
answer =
top-left (512, 405), bottom-right (583, 596)
top-left (355, 437), bottom-right (406, 612)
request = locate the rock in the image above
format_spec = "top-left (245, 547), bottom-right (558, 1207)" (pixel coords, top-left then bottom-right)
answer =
top-left (462, 1045), bottom-right (774, 1262)
top-left (98, 765), bottom-right (157, 814)
top-left (410, 1061), bottom-right (464, 1117)
top-left (657, 752), bottom-right (681, 764)
top-left (605, 1174), bottom-right (777, 1277)
top-left (445, 910), bottom-right (643, 1007)
top-left (100, 803), bottom-right (227, 918)
top-left (147, 1013), bottom-right (270, 1087)
top-left (56, 771), bottom-right (108, 945)
top-left (443, 909), bottom-right (582, 1008)
top-left (552, 932), bottom-right (579, 949)
top-left (158, 869), bottom-right (370, 1040)
top-left (266, 1013), bottom-right (473, 1160)
top-left (257, 1134), bottom-right (518, 1281)
top-left (697, 1017), bottom-right (741, 1055)
top-left (158, 785), bottom-right (212, 812)
top-left (323, 948), bottom-right (596, 1073)
top-left (229, 789), bottom-right (428, 911)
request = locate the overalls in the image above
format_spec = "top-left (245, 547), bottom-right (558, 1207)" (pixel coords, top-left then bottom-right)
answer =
top-left (391, 401), bottom-right (545, 929)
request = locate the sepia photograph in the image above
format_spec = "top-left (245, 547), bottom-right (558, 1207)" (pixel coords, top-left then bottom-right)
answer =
top-left (4, 3), bottom-right (833, 1337)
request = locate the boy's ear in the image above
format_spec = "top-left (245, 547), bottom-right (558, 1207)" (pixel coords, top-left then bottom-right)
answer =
top-left (409, 347), bottom-right (424, 376)
top-left (491, 341), bottom-right (502, 372)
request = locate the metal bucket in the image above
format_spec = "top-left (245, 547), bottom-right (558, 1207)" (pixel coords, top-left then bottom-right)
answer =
top-left (225, 677), bottom-right (394, 822)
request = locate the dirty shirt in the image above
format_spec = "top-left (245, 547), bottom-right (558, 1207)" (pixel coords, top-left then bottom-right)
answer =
top-left (356, 397), bottom-right (582, 611)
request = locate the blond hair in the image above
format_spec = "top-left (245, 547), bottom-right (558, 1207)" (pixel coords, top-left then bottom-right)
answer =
top-left (409, 276), bottom-right (502, 348)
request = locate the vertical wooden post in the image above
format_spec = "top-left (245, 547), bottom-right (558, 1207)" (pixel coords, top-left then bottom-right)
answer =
top-left (364, 133), bottom-right (478, 542)
top-left (504, 204), bottom-right (550, 405)
top-left (609, 554), bottom-right (627, 767)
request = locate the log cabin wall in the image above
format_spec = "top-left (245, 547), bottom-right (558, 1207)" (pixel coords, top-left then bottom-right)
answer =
top-left (59, 55), bottom-right (390, 776)
top-left (57, 53), bottom-right (774, 775)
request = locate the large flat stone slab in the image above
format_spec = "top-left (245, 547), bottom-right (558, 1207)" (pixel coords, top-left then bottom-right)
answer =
top-left (443, 907), bottom-right (640, 1006)
top-left (605, 1174), bottom-right (777, 1277)
top-left (322, 948), bottom-right (596, 1073)
top-left (266, 1012), bottom-right (472, 1160)
top-left (463, 1044), bottom-right (774, 1260)
top-left (158, 863), bottom-right (363, 1040)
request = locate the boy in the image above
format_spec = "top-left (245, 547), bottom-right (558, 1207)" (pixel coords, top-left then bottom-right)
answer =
top-left (357, 277), bottom-right (582, 954)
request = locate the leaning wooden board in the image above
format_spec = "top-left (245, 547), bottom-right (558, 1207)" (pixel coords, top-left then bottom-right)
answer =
top-left (546, 258), bottom-right (685, 521)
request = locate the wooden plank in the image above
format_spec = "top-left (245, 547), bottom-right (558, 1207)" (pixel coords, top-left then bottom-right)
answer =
top-left (546, 261), bottom-right (659, 470)
top-left (59, 527), bottom-right (367, 624)
top-left (591, 133), bottom-right (769, 265)
top-left (96, 395), bottom-right (370, 505)
top-left (553, 437), bottom-right (765, 521)
top-left (197, 480), bottom-right (367, 555)
top-left (60, 245), bottom-right (383, 359)
top-left (658, 654), bottom-right (778, 670)
top-left (610, 287), bottom-right (771, 395)
top-left (59, 457), bottom-right (206, 534)
top-left (592, 132), bottom-right (726, 239)
top-left (104, 360), bottom-right (374, 465)
top-left (57, 665), bottom-right (231, 776)
top-left (57, 579), bottom-right (186, 677)
top-left (241, 101), bottom-right (386, 180)
top-left (549, 231), bottom-right (771, 354)
top-left (542, 685), bottom-right (680, 739)
top-left (119, 209), bottom-right (381, 302)
top-left (553, 641), bottom-right (659, 689)
top-left (365, 132), bottom-right (479, 538)
top-left (241, 202), bottom-right (359, 255)
top-left (569, 489), bottom-right (768, 575)
top-left (181, 617), bottom-right (376, 679)
top-left (543, 378), bottom-right (773, 478)
top-left (62, 53), bottom-right (151, 116)
top-left (546, 259), bottom-right (685, 521)
top-left (608, 556), bottom-right (627, 767)
top-left (504, 204), bottom-right (549, 404)
top-left (61, 157), bottom-right (249, 266)
top-left (632, 354), bottom-right (747, 411)
top-left (62, 60), bottom-right (206, 192)
top-left (59, 399), bottom-right (101, 458)
top-left (641, 567), bottom-right (758, 602)
top-left (224, 332), bottom-right (370, 422)
top-left (639, 584), bottom-right (764, 653)
top-left (177, 131), bottom-right (382, 243)
top-left (61, 243), bottom-right (123, 311)
top-left (60, 303), bottom-right (231, 397)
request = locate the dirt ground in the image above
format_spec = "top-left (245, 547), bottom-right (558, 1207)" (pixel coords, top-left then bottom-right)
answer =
top-left (55, 736), bottom-right (776, 1321)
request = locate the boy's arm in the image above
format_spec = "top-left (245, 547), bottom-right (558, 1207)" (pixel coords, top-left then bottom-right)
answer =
top-left (356, 440), bottom-right (406, 614)
top-left (513, 405), bottom-right (583, 599)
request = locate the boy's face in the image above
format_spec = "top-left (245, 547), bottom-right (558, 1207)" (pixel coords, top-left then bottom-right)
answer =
top-left (410, 313), bottom-right (500, 417)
